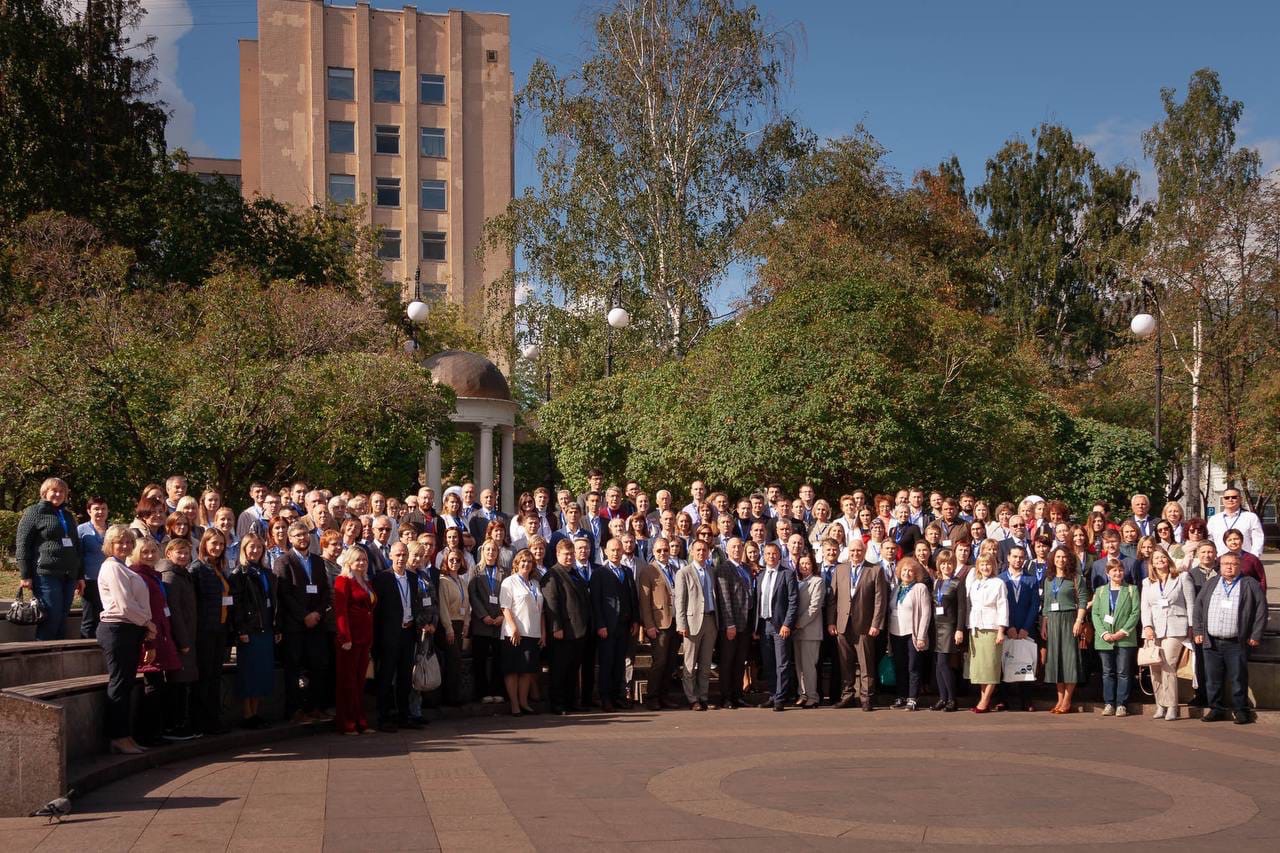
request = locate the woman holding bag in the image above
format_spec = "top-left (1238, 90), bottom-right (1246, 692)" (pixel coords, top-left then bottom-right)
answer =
top-left (1140, 548), bottom-right (1196, 720)
top-left (1091, 559), bottom-right (1140, 717)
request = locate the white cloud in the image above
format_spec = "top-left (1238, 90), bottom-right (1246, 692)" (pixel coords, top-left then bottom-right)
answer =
top-left (69, 1), bottom-right (205, 154)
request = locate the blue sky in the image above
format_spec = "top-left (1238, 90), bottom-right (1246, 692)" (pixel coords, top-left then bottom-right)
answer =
top-left (145, 0), bottom-right (1280, 305)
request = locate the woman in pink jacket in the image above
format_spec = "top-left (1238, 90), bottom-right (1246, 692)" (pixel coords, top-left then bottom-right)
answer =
top-left (888, 557), bottom-right (933, 710)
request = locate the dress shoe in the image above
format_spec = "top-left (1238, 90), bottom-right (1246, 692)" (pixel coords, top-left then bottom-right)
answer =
top-left (834, 696), bottom-right (858, 709)
top-left (1233, 710), bottom-right (1255, 725)
top-left (1201, 709), bottom-right (1230, 722)
top-left (772, 703), bottom-right (784, 712)
top-left (931, 699), bottom-right (947, 711)
top-left (861, 700), bottom-right (873, 712)
top-left (943, 700), bottom-right (957, 712)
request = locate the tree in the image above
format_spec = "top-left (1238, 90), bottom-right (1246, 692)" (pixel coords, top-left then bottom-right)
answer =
top-left (0, 0), bottom-right (168, 246)
top-left (1141, 69), bottom-right (1280, 514)
top-left (486, 0), bottom-right (810, 372)
top-left (973, 123), bottom-right (1148, 379)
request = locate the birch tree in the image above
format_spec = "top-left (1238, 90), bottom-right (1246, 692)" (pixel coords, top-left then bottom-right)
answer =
top-left (484, 0), bottom-right (809, 371)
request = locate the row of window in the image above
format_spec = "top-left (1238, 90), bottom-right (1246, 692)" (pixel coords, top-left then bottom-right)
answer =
top-left (327, 176), bottom-right (447, 211)
top-left (327, 68), bottom-right (445, 104)
top-left (328, 121), bottom-right (445, 158)
top-left (378, 230), bottom-right (447, 262)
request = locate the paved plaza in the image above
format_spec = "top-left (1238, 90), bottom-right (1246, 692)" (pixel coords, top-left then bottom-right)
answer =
top-left (3, 707), bottom-right (1279, 852)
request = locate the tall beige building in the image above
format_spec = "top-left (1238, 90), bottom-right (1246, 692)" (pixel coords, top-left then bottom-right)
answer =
top-left (240, 0), bottom-right (513, 322)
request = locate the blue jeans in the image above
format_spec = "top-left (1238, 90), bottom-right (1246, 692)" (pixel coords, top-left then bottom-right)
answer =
top-left (1099, 647), bottom-right (1135, 706)
top-left (1204, 636), bottom-right (1250, 713)
top-left (32, 574), bottom-right (76, 641)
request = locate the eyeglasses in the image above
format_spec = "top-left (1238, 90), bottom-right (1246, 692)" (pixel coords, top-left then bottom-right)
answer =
top-left (374, 527), bottom-right (391, 532)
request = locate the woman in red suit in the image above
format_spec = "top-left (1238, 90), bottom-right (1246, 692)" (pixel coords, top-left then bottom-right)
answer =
top-left (333, 545), bottom-right (376, 734)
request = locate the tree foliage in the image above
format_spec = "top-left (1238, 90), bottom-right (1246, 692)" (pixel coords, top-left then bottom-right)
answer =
top-left (488, 0), bottom-right (811, 371)
top-left (973, 123), bottom-right (1148, 377)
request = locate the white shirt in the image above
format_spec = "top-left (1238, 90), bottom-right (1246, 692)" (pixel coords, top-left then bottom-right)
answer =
top-left (97, 557), bottom-right (152, 627)
top-left (499, 573), bottom-right (543, 639)
top-left (1207, 510), bottom-right (1265, 558)
top-left (681, 501), bottom-right (703, 527)
top-left (760, 567), bottom-right (779, 619)
top-left (967, 578), bottom-right (1009, 631)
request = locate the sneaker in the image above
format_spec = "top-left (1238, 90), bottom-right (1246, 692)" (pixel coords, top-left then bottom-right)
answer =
top-left (1101, 704), bottom-right (1115, 716)
top-left (1115, 705), bottom-right (1129, 717)
top-left (1152, 705), bottom-right (1165, 719)
top-left (890, 698), bottom-right (907, 710)
top-left (1165, 705), bottom-right (1179, 720)
top-left (906, 699), bottom-right (918, 712)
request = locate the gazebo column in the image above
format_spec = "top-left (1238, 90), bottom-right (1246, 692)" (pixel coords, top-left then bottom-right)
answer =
top-left (500, 426), bottom-right (515, 515)
top-left (477, 424), bottom-right (495, 493)
top-left (426, 440), bottom-right (442, 509)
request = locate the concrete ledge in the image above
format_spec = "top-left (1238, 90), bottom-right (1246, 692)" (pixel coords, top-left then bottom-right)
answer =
top-left (0, 640), bottom-right (104, 690)
top-left (0, 691), bottom-right (65, 818)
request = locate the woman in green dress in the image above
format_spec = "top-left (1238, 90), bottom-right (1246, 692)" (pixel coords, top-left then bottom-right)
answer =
top-left (1041, 545), bottom-right (1087, 714)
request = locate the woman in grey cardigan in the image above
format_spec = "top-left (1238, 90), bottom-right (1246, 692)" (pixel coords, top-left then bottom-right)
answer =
top-left (1139, 547), bottom-right (1196, 720)
top-left (930, 549), bottom-right (967, 711)
top-left (792, 554), bottom-right (827, 708)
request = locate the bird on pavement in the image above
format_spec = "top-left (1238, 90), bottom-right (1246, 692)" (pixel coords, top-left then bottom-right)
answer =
top-left (30, 789), bottom-right (75, 824)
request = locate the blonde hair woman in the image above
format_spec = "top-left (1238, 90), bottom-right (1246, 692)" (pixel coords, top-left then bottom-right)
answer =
top-left (332, 545), bottom-right (375, 734)
top-left (966, 554), bottom-right (1008, 713)
top-left (888, 558), bottom-right (932, 711)
top-left (1140, 548), bottom-right (1196, 720)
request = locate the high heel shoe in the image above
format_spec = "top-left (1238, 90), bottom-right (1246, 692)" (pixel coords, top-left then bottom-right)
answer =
top-left (109, 739), bottom-right (145, 755)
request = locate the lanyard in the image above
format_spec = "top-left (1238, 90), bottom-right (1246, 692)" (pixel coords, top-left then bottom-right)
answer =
top-left (1221, 578), bottom-right (1239, 599)
top-left (1051, 578), bottom-right (1062, 599)
top-left (485, 567), bottom-right (497, 592)
top-left (521, 576), bottom-right (540, 601)
top-left (54, 508), bottom-right (71, 537)
top-left (1009, 575), bottom-right (1022, 604)
top-left (1108, 588), bottom-right (1119, 612)
top-left (936, 579), bottom-right (950, 605)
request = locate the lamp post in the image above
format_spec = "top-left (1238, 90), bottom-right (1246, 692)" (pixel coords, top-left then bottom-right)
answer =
top-left (1130, 278), bottom-right (1162, 453)
top-left (604, 277), bottom-right (630, 378)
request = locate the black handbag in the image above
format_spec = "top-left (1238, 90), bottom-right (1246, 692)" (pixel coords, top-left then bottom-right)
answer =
top-left (8, 587), bottom-right (46, 626)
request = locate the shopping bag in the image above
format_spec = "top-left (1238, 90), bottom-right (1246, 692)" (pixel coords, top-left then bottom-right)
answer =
top-left (1176, 642), bottom-right (1195, 680)
top-left (1001, 638), bottom-right (1037, 682)
top-left (1137, 640), bottom-right (1162, 667)
top-left (877, 653), bottom-right (896, 688)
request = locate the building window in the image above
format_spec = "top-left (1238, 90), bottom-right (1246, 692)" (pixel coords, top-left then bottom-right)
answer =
top-left (328, 173), bottom-right (356, 203)
top-left (420, 73), bottom-right (445, 104)
top-left (328, 121), bottom-right (355, 154)
top-left (420, 179), bottom-right (446, 211)
top-left (373, 69), bottom-right (400, 103)
top-left (375, 124), bottom-right (399, 155)
top-left (419, 127), bottom-right (446, 158)
top-left (327, 67), bottom-right (354, 101)
top-left (379, 229), bottom-right (402, 260)
top-left (421, 231), bottom-right (446, 261)
top-left (375, 177), bottom-right (401, 208)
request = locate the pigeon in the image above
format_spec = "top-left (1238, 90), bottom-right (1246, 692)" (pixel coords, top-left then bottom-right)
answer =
top-left (30, 789), bottom-right (74, 824)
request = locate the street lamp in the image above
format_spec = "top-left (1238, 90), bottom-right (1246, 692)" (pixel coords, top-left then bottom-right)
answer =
top-left (406, 300), bottom-right (429, 323)
top-left (604, 277), bottom-right (629, 378)
top-left (1131, 278), bottom-right (1162, 453)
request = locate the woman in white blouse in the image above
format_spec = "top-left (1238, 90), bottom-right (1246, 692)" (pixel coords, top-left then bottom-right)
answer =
top-left (499, 549), bottom-right (546, 717)
top-left (96, 524), bottom-right (155, 754)
top-left (1140, 547), bottom-right (1196, 720)
top-left (966, 554), bottom-right (1008, 713)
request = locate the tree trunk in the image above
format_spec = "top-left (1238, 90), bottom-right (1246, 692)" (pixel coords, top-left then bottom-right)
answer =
top-left (1185, 317), bottom-right (1203, 516)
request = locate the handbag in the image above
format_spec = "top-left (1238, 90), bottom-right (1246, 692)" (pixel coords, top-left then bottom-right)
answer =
top-left (1137, 640), bottom-right (1162, 667)
top-left (877, 652), bottom-right (896, 688)
top-left (1077, 622), bottom-right (1094, 650)
top-left (1175, 643), bottom-right (1195, 680)
top-left (1001, 638), bottom-right (1037, 682)
top-left (7, 587), bottom-right (46, 626)
top-left (412, 637), bottom-right (442, 692)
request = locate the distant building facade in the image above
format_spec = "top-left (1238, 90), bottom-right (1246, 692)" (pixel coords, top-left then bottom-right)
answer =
top-left (236, 0), bottom-right (514, 325)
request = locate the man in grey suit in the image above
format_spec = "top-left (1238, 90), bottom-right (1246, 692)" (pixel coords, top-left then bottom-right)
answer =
top-left (675, 539), bottom-right (718, 711)
top-left (714, 537), bottom-right (754, 709)
top-left (755, 542), bottom-right (798, 712)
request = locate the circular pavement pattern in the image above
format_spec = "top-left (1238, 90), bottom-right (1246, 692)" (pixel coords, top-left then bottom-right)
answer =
top-left (647, 747), bottom-right (1259, 845)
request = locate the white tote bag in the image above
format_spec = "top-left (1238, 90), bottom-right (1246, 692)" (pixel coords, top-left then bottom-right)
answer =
top-left (1001, 638), bottom-right (1037, 682)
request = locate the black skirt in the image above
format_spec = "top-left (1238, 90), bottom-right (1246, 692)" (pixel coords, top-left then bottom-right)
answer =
top-left (501, 636), bottom-right (541, 674)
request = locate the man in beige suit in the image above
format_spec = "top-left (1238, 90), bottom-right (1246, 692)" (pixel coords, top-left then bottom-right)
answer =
top-left (638, 537), bottom-right (680, 710)
top-left (675, 539), bottom-right (718, 710)
top-left (826, 538), bottom-right (887, 710)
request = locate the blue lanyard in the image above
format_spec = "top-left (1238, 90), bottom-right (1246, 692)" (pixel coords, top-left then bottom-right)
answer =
top-left (936, 579), bottom-right (950, 605)
top-left (521, 576), bottom-right (539, 601)
top-left (1108, 588), bottom-right (1119, 612)
top-left (54, 508), bottom-right (71, 537)
top-left (1051, 578), bottom-right (1062, 599)
top-left (485, 568), bottom-right (497, 592)
top-left (1221, 578), bottom-right (1239, 599)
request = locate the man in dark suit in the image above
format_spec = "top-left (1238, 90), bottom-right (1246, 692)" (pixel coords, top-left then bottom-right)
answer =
top-left (755, 542), bottom-right (798, 712)
top-left (467, 488), bottom-right (509, 549)
top-left (1089, 530), bottom-right (1140, 592)
top-left (276, 522), bottom-right (333, 722)
top-left (371, 542), bottom-right (424, 731)
top-left (590, 538), bottom-right (639, 711)
top-left (570, 536), bottom-right (600, 706)
top-left (997, 515), bottom-right (1033, 570)
top-left (714, 537), bottom-right (754, 709)
top-left (827, 537), bottom-right (887, 711)
top-left (367, 516), bottom-right (395, 575)
top-left (543, 539), bottom-right (592, 714)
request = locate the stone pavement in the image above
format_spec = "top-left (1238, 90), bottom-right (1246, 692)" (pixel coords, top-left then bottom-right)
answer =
top-left (3, 707), bottom-right (1279, 853)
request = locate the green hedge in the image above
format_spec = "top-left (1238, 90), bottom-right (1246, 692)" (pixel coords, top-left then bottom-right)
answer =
top-left (0, 509), bottom-right (20, 558)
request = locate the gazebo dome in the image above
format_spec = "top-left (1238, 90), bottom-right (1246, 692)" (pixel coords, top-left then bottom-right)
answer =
top-left (423, 349), bottom-right (511, 400)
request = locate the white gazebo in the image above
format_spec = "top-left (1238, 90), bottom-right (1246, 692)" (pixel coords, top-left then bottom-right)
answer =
top-left (422, 349), bottom-right (519, 515)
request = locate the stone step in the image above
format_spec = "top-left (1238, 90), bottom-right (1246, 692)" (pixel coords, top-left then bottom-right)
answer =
top-left (0, 639), bottom-right (104, 690)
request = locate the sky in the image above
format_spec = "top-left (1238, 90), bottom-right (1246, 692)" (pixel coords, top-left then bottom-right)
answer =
top-left (135, 0), bottom-right (1280, 306)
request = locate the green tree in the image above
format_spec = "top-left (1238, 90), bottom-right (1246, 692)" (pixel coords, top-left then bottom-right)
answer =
top-left (487, 0), bottom-right (811, 372)
top-left (0, 0), bottom-right (167, 246)
top-left (1141, 69), bottom-right (1280, 514)
top-left (973, 123), bottom-right (1148, 378)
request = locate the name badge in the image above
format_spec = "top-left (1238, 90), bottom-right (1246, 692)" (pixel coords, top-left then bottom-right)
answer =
top-left (305, 584), bottom-right (318, 594)
top-left (1103, 614), bottom-right (1115, 625)
top-left (1051, 602), bottom-right (1061, 612)
top-left (61, 537), bottom-right (74, 548)
top-left (1157, 598), bottom-right (1170, 608)
top-left (489, 595), bottom-right (499, 605)
top-left (221, 596), bottom-right (233, 606)
top-left (941, 539), bottom-right (952, 548)
top-left (422, 595), bottom-right (432, 606)
top-left (934, 606), bottom-right (945, 616)
top-left (163, 606), bottom-right (171, 617)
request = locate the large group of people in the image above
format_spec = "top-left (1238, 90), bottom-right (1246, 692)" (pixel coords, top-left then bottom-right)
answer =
top-left (12, 471), bottom-right (1271, 753)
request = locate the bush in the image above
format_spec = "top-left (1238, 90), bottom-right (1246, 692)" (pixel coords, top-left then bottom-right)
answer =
top-left (0, 509), bottom-right (20, 558)
top-left (1057, 417), bottom-right (1163, 517)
